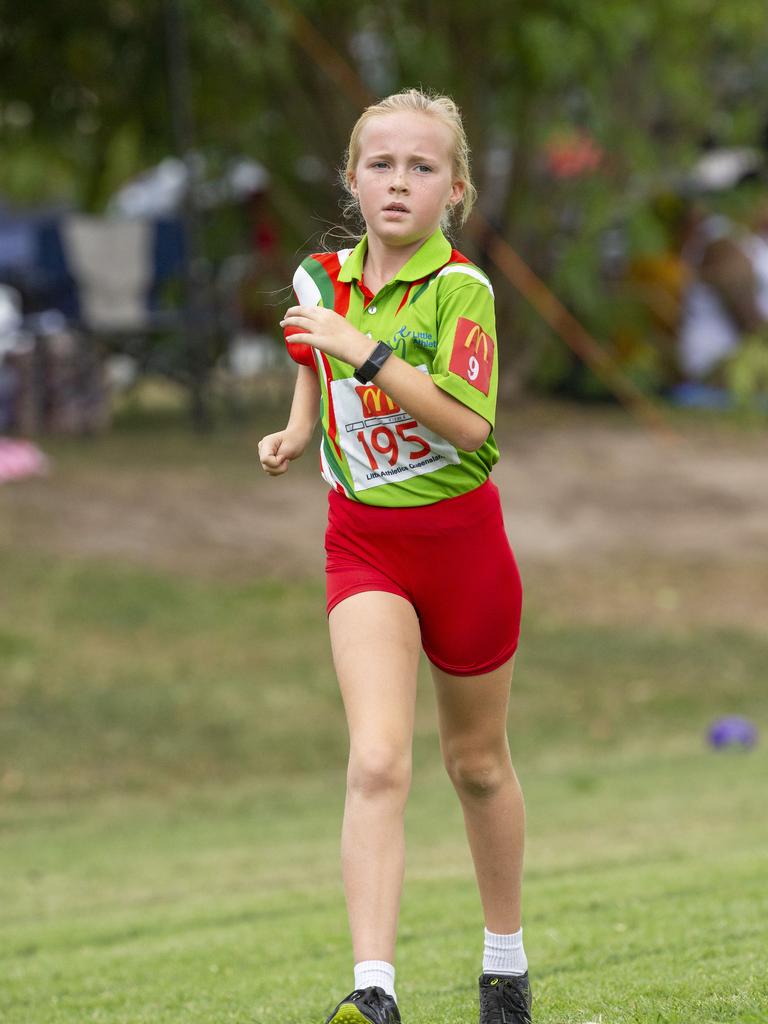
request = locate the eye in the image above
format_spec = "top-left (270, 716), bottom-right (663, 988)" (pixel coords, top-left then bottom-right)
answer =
top-left (371, 160), bottom-right (389, 169)
top-left (415, 164), bottom-right (434, 173)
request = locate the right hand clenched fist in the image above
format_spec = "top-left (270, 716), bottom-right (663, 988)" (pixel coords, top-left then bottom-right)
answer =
top-left (257, 429), bottom-right (306, 476)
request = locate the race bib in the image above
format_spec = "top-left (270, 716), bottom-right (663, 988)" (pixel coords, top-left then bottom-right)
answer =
top-left (330, 366), bottom-right (460, 492)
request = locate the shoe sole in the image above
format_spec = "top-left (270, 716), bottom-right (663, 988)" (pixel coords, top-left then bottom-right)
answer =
top-left (327, 1007), bottom-right (371, 1024)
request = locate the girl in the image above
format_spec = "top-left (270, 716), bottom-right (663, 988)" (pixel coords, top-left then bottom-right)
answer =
top-left (258, 89), bottom-right (531, 1024)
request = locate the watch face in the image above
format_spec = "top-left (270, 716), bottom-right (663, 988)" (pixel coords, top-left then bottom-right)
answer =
top-left (373, 342), bottom-right (390, 365)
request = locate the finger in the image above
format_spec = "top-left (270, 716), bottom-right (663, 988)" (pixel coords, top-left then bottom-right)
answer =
top-left (279, 314), bottom-right (313, 327)
top-left (263, 450), bottom-right (286, 465)
top-left (258, 439), bottom-right (278, 457)
top-left (281, 332), bottom-right (312, 343)
top-left (279, 442), bottom-right (302, 460)
top-left (284, 305), bottom-right (316, 319)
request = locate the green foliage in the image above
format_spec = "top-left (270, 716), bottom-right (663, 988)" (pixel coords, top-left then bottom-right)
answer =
top-left (724, 332), bottom-right (768, 415)
top-left (2, 1), bottom-right (766, 220)
top-left (2, 0), bottom-right (768, 398)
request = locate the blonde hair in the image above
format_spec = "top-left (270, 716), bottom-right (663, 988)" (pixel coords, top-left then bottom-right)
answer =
top-left (339, 88), bottom-right (477, 238)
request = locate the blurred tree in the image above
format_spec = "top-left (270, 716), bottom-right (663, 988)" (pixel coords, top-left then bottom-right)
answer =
top-left (0, 1), bottom-right (170, 209)
top-left (1, 0), bottom-right (767, 398)
top-left (223, 0), bottom-right (768, 398)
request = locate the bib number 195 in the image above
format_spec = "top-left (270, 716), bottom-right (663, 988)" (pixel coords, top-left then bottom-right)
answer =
top-left (356, 419), bottom-right (431, 470)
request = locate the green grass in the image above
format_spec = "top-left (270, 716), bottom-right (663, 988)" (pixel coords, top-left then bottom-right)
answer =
top-left (1, 548), bottom-right (767, 1022)
top-left (2, 403), bottom-right (767, 1022)
top-left (1, 751), bottom-right (766, 1022)
top-left (3, 551), bottom-right (767, 796)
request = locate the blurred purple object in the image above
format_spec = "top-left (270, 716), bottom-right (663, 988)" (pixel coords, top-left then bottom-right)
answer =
top-left (707, 716), bottom-right (758, 750)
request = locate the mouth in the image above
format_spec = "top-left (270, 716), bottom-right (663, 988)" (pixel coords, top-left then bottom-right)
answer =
top-left (383, 203), bottom-right (409, 213)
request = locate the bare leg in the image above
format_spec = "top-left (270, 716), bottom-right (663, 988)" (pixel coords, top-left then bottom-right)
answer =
top-left (329, 591), bottom-right (422, 964)
top-left (430, 656), bottom-right (525, 933)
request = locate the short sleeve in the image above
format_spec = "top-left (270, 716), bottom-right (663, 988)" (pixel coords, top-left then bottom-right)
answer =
top-left (431, 278), bottom-right (498, 428)
top-left (283, 257), bottom-right (320, 369)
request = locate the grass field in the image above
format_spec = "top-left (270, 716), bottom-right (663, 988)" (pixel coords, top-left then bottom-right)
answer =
top-left (2, 406), bottom-right (767, 1023)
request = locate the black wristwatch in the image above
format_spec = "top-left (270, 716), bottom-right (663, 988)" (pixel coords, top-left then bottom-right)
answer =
top-left (353, 340), bottom-right (394, 384)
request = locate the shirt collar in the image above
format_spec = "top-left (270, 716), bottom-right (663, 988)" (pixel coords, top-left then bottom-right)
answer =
top-left (337, 227), bottom-right (452, 285)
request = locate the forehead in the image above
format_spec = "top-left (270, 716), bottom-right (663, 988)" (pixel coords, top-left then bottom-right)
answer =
top-left (357, 111), bottom-right (454, 161)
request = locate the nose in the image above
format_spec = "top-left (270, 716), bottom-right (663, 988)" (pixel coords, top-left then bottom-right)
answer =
top-left (389, 168), bottom-right (408, 193)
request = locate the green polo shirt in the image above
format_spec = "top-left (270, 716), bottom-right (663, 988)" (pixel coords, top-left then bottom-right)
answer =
top-left (290, 227), bottom-right (500, 507)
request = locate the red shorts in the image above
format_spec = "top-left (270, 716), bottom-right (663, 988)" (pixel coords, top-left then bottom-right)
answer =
top-left (325, 478), bottom-right (523, 677)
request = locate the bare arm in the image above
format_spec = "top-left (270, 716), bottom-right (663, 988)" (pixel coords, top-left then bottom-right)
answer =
top-left (258, 363), bottom-right (320, 476)
top-left (360, 346), bottom-right (490, 452)
top-left (280, 307), bottom-right (490, 452)
top-left (286, 362), bottom-right (321, 439)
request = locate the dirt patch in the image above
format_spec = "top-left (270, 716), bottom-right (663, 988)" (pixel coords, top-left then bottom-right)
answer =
top-left (4, 407), bottom-right (767, 629)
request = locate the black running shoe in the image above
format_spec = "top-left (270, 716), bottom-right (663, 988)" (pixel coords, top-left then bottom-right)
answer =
top-left (325, 985), bottom-right (401, 1024)
top-left (478, 972), bottom-right (532, 1024)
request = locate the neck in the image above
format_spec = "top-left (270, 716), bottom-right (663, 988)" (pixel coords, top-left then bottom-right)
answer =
top-left (363, 229), bottom-right (436, 287)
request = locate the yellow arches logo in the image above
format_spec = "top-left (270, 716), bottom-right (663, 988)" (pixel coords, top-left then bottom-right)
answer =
top-left (354, 384), bottom-right (401, 418)
top-left (464, 323), bottom-right (491, 361)
top-left (449, 316), bottom-right (495, 395)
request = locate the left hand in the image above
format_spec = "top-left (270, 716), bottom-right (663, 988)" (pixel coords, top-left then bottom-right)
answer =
top-left (280, 306), bottom-right (373, 364)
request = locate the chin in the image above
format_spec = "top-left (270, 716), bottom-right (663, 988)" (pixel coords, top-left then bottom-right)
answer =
top-left (374, 221), bottom-right (427, 245)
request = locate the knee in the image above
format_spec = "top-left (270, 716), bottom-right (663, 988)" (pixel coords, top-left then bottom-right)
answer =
top-left (347, 747), bottom-right (412, 800)
top-left (444, 747), bottom-right (511, 799)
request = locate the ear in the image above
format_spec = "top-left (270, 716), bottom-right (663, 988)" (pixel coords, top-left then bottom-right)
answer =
top-left (449, 180), bottom-right (465, 207)
top-left (348, 170), bottom-right (358, 196)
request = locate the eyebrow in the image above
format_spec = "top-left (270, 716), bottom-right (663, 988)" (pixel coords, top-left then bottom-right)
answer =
top-left (367, 152), bottom-right (438, 162)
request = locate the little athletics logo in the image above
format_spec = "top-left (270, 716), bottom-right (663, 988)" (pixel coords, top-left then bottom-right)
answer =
top-left (390, 325), bottom-right (437, 354)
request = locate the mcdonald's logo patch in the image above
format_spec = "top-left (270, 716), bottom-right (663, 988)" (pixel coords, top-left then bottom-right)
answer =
top-left (355, 384), bottom-right (402, 418)
top-left (449, 317), bottom-right (494, 394)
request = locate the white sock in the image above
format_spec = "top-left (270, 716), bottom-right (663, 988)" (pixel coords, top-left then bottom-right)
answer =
top-left (354, 960), bottom-right (397, 1001)
top-left (483, 926), bottom-right (528, 976)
